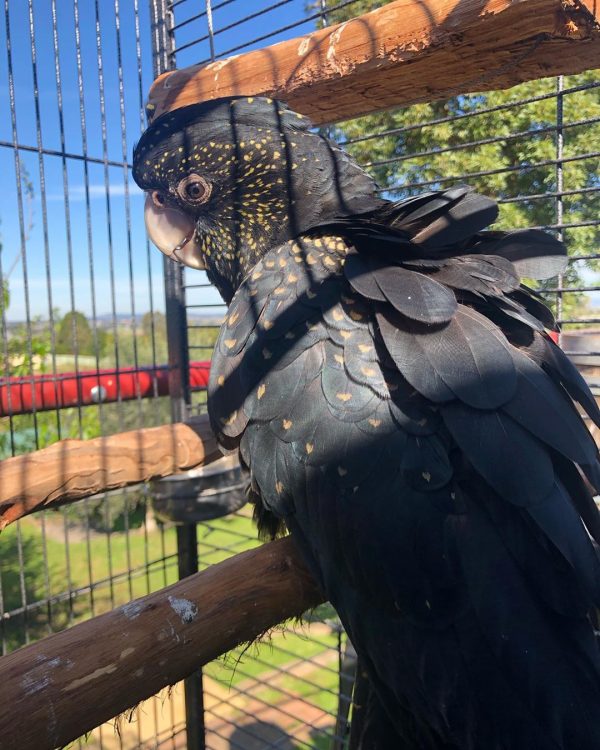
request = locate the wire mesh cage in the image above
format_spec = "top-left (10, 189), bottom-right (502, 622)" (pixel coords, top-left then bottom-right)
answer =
top-left (0, 0), bottom-right (599, 748)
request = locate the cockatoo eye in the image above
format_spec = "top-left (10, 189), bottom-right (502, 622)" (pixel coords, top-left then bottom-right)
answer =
top-left (176, 174), bottom-right (211, 205)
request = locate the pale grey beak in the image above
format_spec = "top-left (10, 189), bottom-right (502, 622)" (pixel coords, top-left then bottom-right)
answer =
top-left (144, 193), bottom-right (206, 270)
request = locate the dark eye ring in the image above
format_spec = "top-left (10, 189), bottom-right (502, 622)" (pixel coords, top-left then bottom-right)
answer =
top-left (176, 174), bottom-right (211, 205)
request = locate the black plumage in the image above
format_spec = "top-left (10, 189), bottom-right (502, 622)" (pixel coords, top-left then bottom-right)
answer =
top-left (133, 96), bottom-right (600, 750)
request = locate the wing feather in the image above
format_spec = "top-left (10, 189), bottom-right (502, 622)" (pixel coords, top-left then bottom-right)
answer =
top-left (377, 305), bottom-right (517, 409)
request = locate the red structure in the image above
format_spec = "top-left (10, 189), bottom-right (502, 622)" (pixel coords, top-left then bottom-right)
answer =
top-left (0, 362), bottom-right (211, 417)
top-left (1, 335), bottom-right (563, 418)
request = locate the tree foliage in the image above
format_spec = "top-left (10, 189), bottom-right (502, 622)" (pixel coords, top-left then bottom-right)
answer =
top-left (1, 276), bottom-right (8, 315)
top-left (141, 310), bottom-right (166, 338)
top-left (55, 310), bottom-right (95, 356)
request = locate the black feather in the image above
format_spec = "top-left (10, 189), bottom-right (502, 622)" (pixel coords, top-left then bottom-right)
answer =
top-left (442, 403), bottom-right (555, 506)
top-left (525, 479), bottom-right (600, 604)
top-left (488, 229), bottom-right (567, 279)
top-left (508, 287), bottom-right (558, 330)
top-left (411, 191), bottom-right (499, 248)
top-left (344, 251), bottom-right (386, 302)
top-left (374, 265), bottom-right (457, 324)
top-left (378, 305), bottom-right (517, 409)
top-left (503, 348), bottom-right (599, 467)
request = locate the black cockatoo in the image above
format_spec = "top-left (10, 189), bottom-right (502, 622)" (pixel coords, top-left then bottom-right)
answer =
top-left (133, 97), bottom-right (600, 749)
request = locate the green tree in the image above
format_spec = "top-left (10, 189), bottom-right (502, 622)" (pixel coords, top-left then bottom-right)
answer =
top-left (55, 310), bottom-right (95, 356)
top-left (141, 310), bottom-right (166, 338)
top-left (311, 0), bottom-right (600, 320)
top-left (0, 276), bottom-right (8, 315)
top-left (5, 317), bottom-right (52, 377)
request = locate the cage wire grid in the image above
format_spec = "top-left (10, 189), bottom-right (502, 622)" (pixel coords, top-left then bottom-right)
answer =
top-left (0, 0), bottom-right (599, 749)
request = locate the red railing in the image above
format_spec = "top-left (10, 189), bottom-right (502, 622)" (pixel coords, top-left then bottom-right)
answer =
top-left (0, 333), bottom-right (563, 418)
top-left (0, 362), bottom-right (211, 417)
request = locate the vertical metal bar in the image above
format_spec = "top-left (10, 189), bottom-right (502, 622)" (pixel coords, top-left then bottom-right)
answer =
top-left (27, 0), bottom-right (61, 445)
top-left (50, 0), bottom-right (78, 631)
top-left (71, 0), bottom-right (103, 642)
top-left (0, 244), bottom-right (15, 457)
top-left (134, 0), bottom-right (161, 393)
top-left (149, 2), bottom-right (204, 748)
top-left (72, 7), bottom-right (106, 742)
top-left (555, 75), bottom-right (564, 344)
top-left (0, 560), bottom-right (6, 655)
top-left (177, 522), bottom-right (205, 750)
top-left (72, 0), bottom-right (106, 435)
top-left (94, 0), bottom-right (123, 431)
top-left (114, 0), bottom-right (143, 419)
top-left (112, 35), bottom-right (139, 740)
top-left (4, 0), bottom-right (38, 649)
top-left (150, 0), bottom-right (191, 424)
top-left (4, 0), bottom-right (38, 452)
top-left (164, 263), bottom-right (191, 423)
top-left (205, 0), bottom-right (215, 60)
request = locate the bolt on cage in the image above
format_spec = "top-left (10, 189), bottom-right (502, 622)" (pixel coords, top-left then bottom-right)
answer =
top-left (0, 0), bottom-right (599, 748)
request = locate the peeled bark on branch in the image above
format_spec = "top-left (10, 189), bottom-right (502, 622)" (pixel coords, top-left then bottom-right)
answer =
top-left (0, 536), bottom-right (324, 750)
top-left (0, 415), bottom-right (221, 530)
top-left (147, 0), bottom-right (600, 126)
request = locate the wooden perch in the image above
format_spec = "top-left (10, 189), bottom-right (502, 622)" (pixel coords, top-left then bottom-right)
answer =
top-left (147, 0), bottom-right (600, 125)
top-left (0, 536), bottom-right (324, 750)
top-left (0, 415), bottom-right (221, 530)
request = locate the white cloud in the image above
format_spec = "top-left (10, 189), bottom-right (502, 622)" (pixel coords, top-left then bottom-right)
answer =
top-left (46, 182), bottom-right (144, 202)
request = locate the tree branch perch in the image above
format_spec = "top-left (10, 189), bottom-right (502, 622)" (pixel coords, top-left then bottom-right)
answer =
top-left (0, 537), bottom-right (325, 750)
top-left (0, 415), bottom-right (221, 529)
top-left (147, 0), bottom-right (600, 125)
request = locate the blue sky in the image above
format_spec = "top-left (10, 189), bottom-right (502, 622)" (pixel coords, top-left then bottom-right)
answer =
top-left (0, 0), bottom-right (323, 322)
